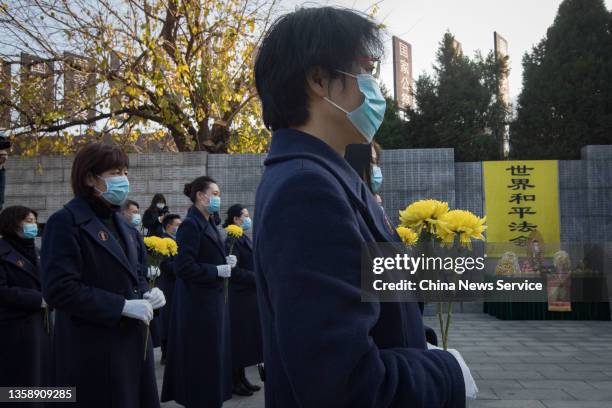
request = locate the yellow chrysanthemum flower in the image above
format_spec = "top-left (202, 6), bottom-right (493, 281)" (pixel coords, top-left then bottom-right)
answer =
top-left (396, 226), bottom-right (419, 246)
top-left (398, 199), bottom-right (449, 234)
top-left (165, 238), bottom-right (178, 256)
top-left (144, 236), bottom-right (177, 257)
top-left (436, 210), bottom-right (487, 248)
top-left (225, 224), bottom-right (244, 239)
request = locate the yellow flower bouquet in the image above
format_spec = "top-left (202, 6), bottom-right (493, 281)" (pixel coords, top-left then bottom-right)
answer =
top-left (143, 236), bottom-right (179, 288)
top-left (142, 236), bottom-right (178, 359)
top-left (398, 199), bottom-right (487, 349)
top-left (224, 224), bottom-right (244, 304)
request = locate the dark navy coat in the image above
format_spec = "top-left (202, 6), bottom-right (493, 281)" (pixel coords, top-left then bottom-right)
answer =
top-left (157, 232), bottom-right (176, 345)
top-left (0, 238), bottom-right (52, 388)
top-left (253, 129), bottom-right (465, 408)
top-left (225, 234), bottom-right (263, 368)
top-left (40, 197), bottom-right (159, 408)
top-left (161, 206), bottom-right (232, 407)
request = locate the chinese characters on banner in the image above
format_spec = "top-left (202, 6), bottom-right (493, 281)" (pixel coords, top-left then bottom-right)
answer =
top-left (392, 36), bottom-right (413, 110)
top-left (483, 160), bottom-right (560, 257)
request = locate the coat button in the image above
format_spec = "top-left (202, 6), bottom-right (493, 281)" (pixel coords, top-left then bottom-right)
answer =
top-left (133, 289), bottom-right (138, 295)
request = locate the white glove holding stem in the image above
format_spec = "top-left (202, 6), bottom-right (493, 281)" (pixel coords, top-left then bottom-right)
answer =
top-left (122, 299), bottom-right (153, 325)
top-left (427, 343), bottom-right (478, 400)
top-left (226, 255), bottom-right (237, 268)
top-left (217, 264), bottom-right (231, 278)
top-left (143, 287), bottom-right (166, 310)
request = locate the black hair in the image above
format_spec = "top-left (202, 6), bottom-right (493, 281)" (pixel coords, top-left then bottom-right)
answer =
top-left (122, 199), bottom-right (139, 211)
top-left (0, 206), bottom-right (38, 237)
top-left (254, 6), bottom-right (384, 131)
top-left (149, 193), bottom-right (166, 210)
top-left (162, 214), bottom-right (181, 229)
top-left (71, 143), bottom-right (129, 197)
top-left (345, 143), bottom-right (374, 192)
top-left (183, 176), bottom-right (217, 204)
top-left (223, 204), bottom-right (245, 228)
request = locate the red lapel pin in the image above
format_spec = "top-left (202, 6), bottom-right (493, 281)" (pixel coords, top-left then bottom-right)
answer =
top-left (99, 231), bottom-right (109, 241)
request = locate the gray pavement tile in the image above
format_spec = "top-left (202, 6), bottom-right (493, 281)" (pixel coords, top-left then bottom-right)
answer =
top-left (586, 381), bottom-right (612, 390)
top-left (493, 389), bottom-right (575, 401)
top-left (476, 370), bottom-right (545, 380)
top-left (542, 402), bottom-right (612, 408)
top-left (468, 400), bottom-right (547, 408)
top-left (518, 380), bottom-right (597, 391)
top-left (564, 389), bottom-right (612, 401)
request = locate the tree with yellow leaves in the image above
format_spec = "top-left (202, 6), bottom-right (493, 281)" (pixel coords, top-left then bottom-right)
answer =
top-left (0, 0), bottom-right (278, 155)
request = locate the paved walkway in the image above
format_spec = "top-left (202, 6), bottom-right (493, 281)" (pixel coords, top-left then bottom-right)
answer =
top-left (157, 312), bottom-right (612, 408)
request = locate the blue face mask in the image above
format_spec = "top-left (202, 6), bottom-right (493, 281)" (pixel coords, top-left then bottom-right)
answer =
top-left (241, 217), bottom-right (252, 231)
top-left (97, 175), bottom-right (130, 206)
top-left (371, 165), bottom-right (383, 193)
top-left (207, 195), bottom-right (221, 213)
top-left (23, 223), bottom-right (38, 239)
top-left (325, 71), bottom-right (386, 143)
top-left (131, 213), bottom-right (141, 227)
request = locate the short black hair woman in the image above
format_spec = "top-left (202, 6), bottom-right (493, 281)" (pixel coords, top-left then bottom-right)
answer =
top-left (161, 176), bottom-right (237, 407)
top-left (40, 143), bottom-right (165, 408)
top-left (0, 205), bottom-right (52, 388)
top-left (143, 193), bottom-right (169, 237)
top-left (253, 6), bottom-right (475, 407)
top-left (222, 204), bottom-right (263, 396)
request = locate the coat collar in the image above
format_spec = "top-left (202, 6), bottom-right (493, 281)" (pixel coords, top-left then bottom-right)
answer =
top-left (187, 206), bottom-right (226, 257)
top-left (241, 234), bottom-right (252, 251)
top-left (0, 238), bottom-right (39, 282)
top-left (64, 196), bottom-right (139, 283)
top-left (265, 129), bottom-right (391, 242)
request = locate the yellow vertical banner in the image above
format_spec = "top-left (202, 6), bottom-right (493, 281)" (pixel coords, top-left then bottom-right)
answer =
top-left (483, 160), bottom-right (560, 257)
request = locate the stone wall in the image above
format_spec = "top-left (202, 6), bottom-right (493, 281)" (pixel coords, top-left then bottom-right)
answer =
top-left (4, 145), bottom-right (611, 243)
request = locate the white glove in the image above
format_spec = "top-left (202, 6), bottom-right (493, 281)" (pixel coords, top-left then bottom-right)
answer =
top-left (121, 299), bottom-right (154, 325)
top-left (217, 264), bottom-right (231, 278)
top-left (226, 255), bottom-right (237, 268)
top-left (427, 343), bottom-right (478, 400)
top-left (147, 265), bottom-right (161, 278)
top-left (41, 298), bottom-right (47, 308)
top-left (143, 287), bottom-right (166, 310)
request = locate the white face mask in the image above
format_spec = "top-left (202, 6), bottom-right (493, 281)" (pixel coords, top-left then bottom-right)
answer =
top-left (156, 203), bottom-right (165, 210)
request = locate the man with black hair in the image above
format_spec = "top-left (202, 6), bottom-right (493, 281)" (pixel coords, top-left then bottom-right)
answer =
top-left (253, 6), bottom-right (476, 407)
top-left (121, 199), bottom-right (142, 228)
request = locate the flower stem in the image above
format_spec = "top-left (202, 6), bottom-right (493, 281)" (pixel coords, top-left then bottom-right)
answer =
top-left (443, 301), bottom-right (453, 350)
top-left (437, 302), bottom-right (445, 348)
top-left (144, 326), bottom-right (149, 361)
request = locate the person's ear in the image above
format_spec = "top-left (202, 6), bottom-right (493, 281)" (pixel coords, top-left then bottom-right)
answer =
top-left (85, 172), bottom-right (97, 188)
top-left (305, 66), bottom-right (331, 98)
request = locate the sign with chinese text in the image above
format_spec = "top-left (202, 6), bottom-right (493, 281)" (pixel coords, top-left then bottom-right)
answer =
top-left (392, 36), bottom-right (413, 110)
top-left (483, 160), bottom-right (560, 256)
top-left (494, 32), bottom-right (510, 107)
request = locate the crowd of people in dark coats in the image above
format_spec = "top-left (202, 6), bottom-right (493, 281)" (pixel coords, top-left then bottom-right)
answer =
top-left (1, 6), bottom-right (479, 408)
top-left (0, 144), bottom-right (263, 408)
